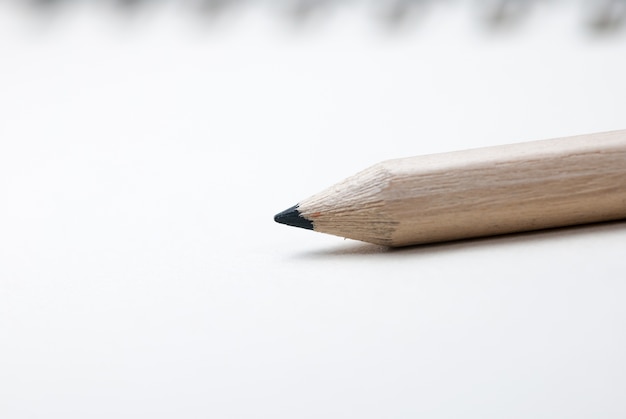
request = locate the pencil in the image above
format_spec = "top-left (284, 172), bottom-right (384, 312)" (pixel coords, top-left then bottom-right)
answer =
top-left (274, 130), bottom-right (626, 247)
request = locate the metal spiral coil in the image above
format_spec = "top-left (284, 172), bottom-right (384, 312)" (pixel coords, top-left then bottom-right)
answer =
top-left (4, 0), bottom-right (626, 31)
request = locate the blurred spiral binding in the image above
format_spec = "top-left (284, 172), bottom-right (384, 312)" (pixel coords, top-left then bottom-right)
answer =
top-left (585, 0), bottom-right (626, 31)
top-left (477, 0), bottom-right (532, 26)
top-left (273, 0), bottom-right (337, 20)
top-left (3, 0), bottom-right (626, 32)
top-left (184, 0), bottom-right (247, 18)
top-left (370, 0), bottom-right (431, 25)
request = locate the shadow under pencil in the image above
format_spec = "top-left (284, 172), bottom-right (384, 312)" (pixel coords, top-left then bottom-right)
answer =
top-left (293, 219), bottom-right (626, 260)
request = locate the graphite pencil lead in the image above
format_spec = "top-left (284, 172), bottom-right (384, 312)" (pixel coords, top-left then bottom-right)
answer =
top-left (274, 205), bottom-right (314, 230)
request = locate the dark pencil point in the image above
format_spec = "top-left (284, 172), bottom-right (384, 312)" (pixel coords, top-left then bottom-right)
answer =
top-left (274, 204), bottom-right (314, 230)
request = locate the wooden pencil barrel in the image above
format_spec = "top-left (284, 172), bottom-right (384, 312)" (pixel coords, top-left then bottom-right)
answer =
top-left (300, 130), bottom-right (626, 246)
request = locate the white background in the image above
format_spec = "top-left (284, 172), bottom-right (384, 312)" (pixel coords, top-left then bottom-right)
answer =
top-left (1, 2), bottom-right (626, 418)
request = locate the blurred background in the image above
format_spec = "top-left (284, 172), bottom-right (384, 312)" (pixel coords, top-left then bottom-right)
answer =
top-left (2, 1), bottom-right (626, 418)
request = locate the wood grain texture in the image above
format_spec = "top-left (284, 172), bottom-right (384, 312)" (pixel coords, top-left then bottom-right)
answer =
top-left (298, 130), bottom-right (626, 246)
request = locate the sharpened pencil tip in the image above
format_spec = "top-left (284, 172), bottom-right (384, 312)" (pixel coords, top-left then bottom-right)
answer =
top-left (274, 205), bottom-right (314, 230)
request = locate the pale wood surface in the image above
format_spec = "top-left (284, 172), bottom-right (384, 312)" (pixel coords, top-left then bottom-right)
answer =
top-left (300, 130), bottom-right (626, 246)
